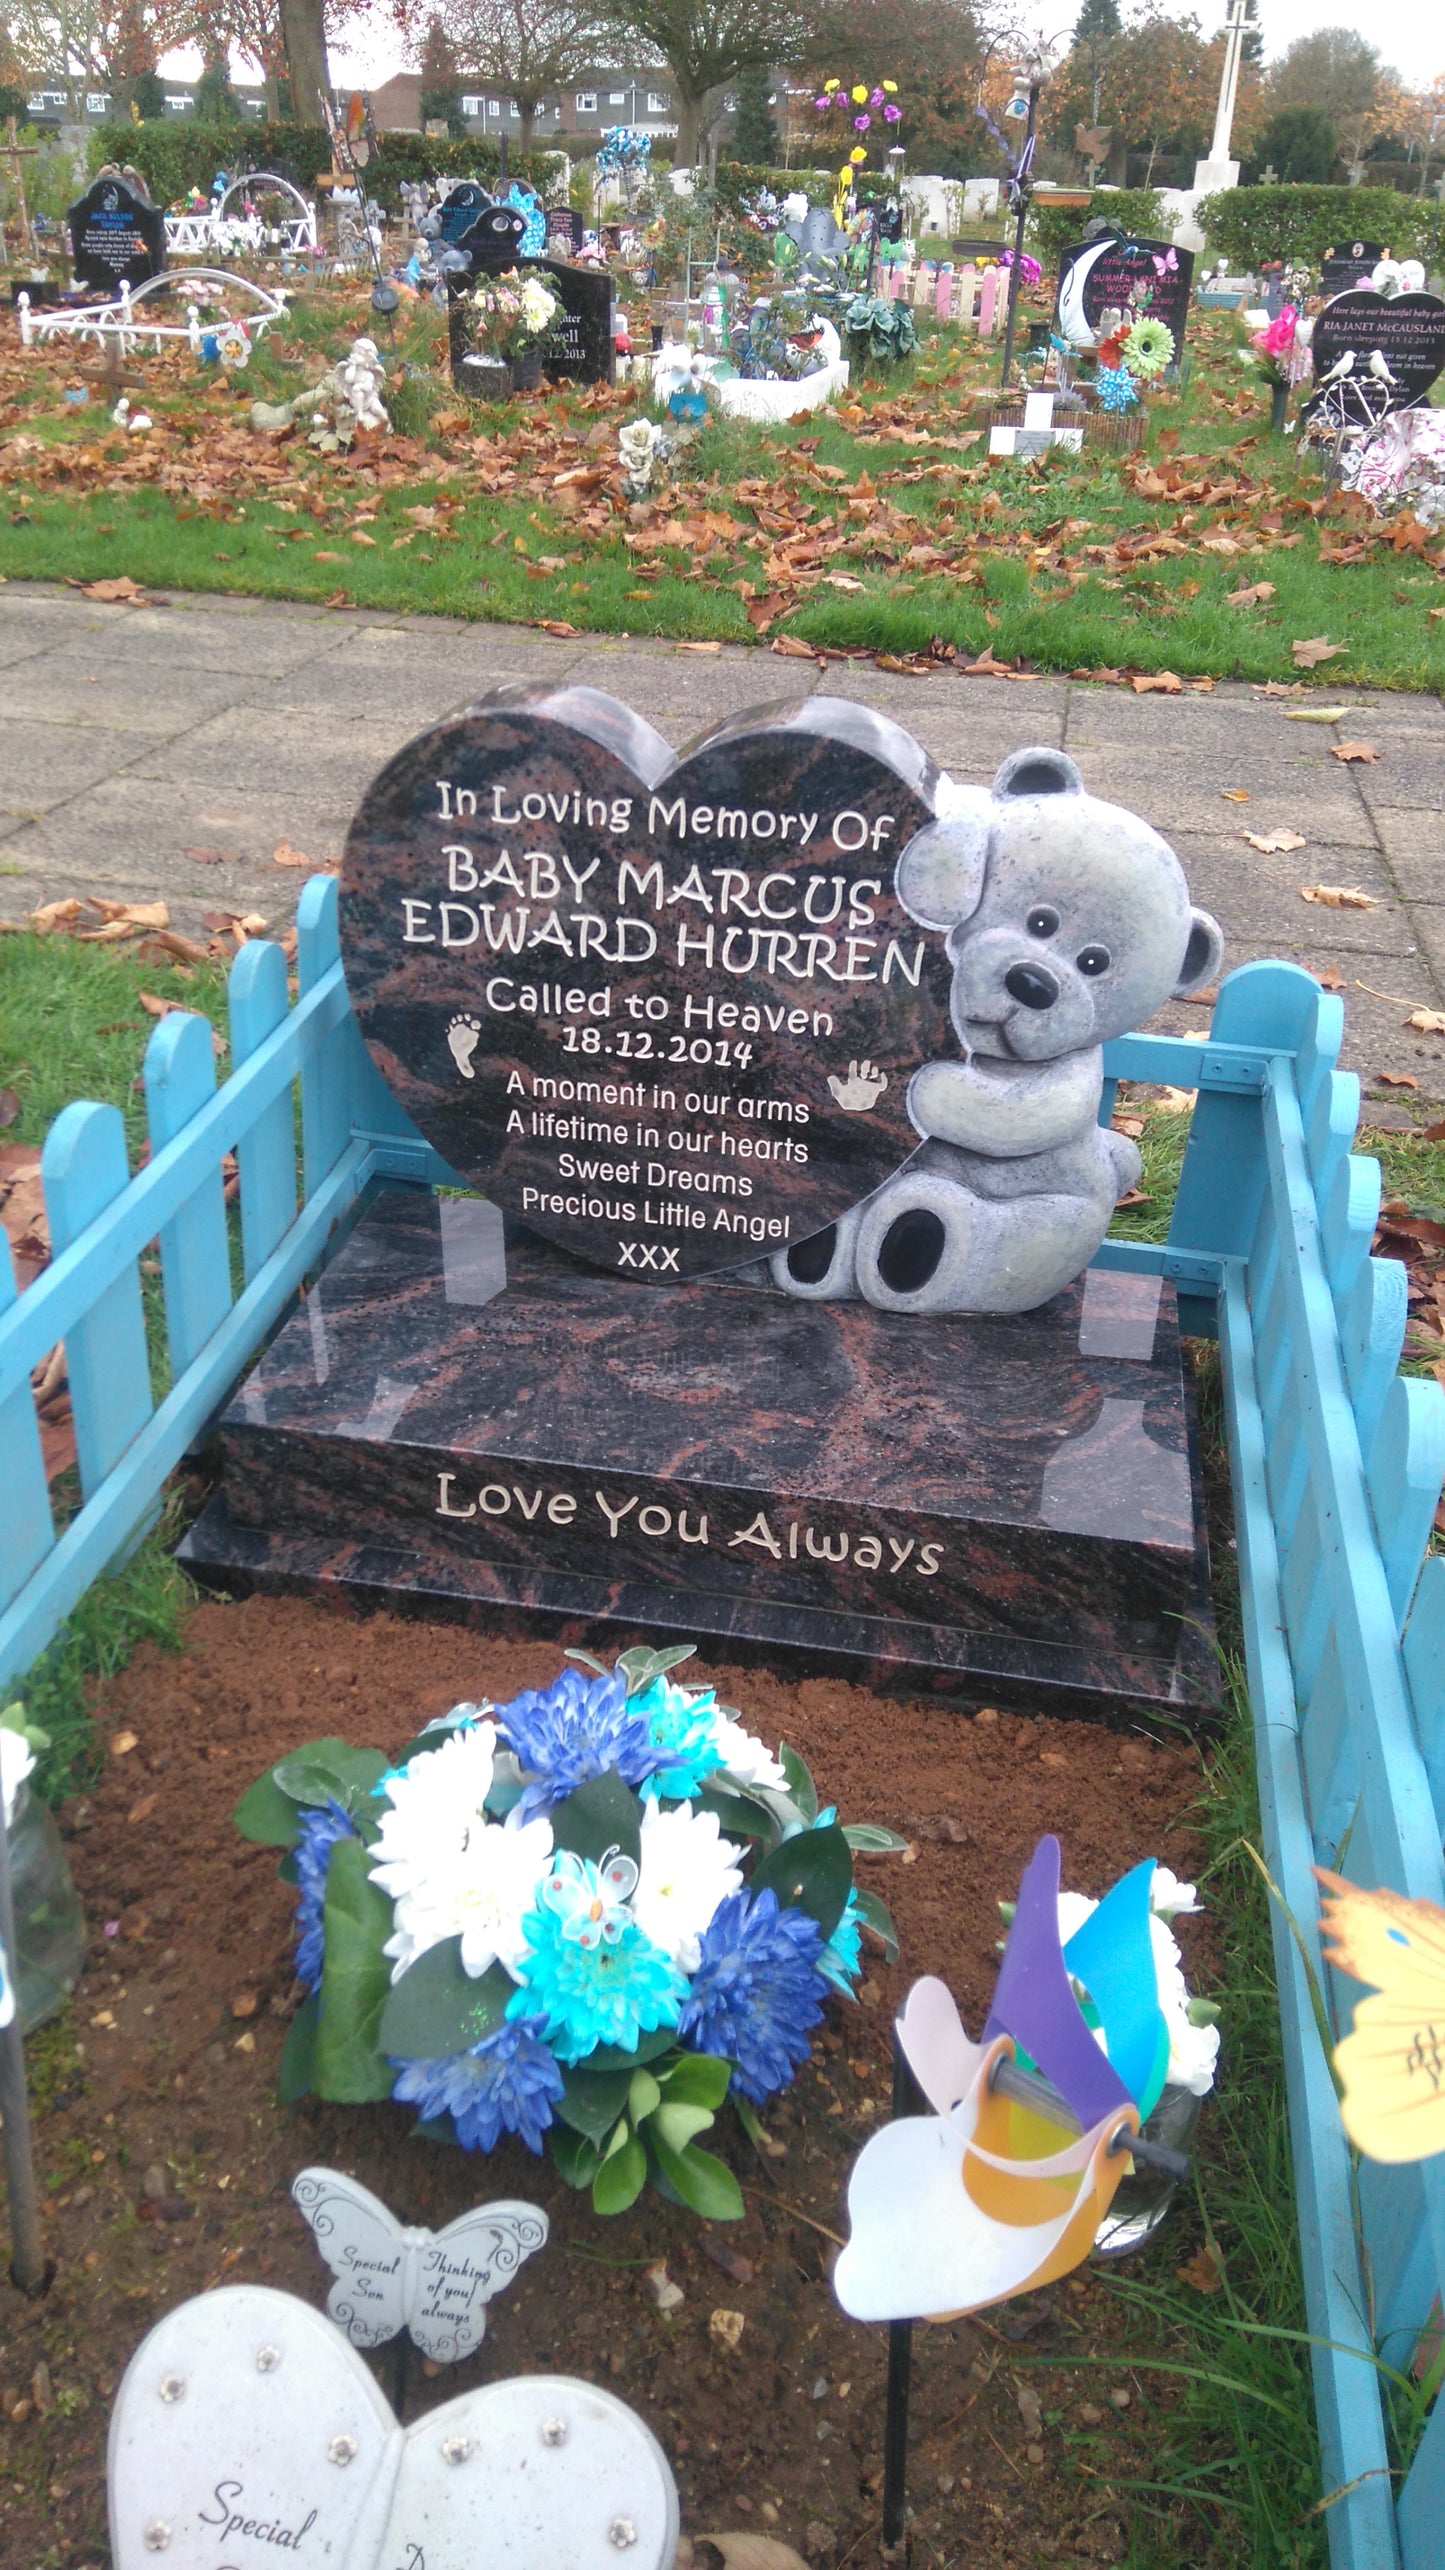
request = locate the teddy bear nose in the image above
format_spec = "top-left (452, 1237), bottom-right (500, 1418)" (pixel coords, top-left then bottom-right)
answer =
top-left (1004, 960), bottom-right (1060, 1010)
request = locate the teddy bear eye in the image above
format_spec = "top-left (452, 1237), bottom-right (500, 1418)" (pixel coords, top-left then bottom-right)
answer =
top-left (1026, 906), bottom-right (1060, 939)
top-left (1076, 945), bottom-right (1112, 977)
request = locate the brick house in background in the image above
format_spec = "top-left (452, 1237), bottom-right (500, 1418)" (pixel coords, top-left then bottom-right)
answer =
top-left (367, 66), bottom-right (677, 144)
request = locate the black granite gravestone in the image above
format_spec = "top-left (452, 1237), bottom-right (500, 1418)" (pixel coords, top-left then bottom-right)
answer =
top-left (545, 205), bottom-right (585, 256)
top-left (1053, 232), bottom-right (1193, 353)
top-left (533, 259), bottom-right (614, 382)
top-left (447, 261), bottom-right (615, 391)
top-left (1304, 289), bottom-right (1445, 419)
top-left (180, 683), bottom-right (1218, 1721)
top-left (458, 204), bottom-right (529, 270)
top-left (68, 173), bottom-right (165, 293)
top-left (338, 686), bottom-right (952, 1272)
top-left (1320, 241), bottom-right (1384, 299)
top-left (436, 181), bottom-right (492, 247)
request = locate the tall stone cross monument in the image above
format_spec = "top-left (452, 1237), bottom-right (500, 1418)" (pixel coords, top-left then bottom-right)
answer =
top-left (1192, 0), bottom-right (1253, 197)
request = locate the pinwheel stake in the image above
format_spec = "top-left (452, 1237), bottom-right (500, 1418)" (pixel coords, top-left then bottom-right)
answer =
top-left (0, 1804), bottom-right (46, 2295)
top-left (880, 2041), bottom-right (920, 2559)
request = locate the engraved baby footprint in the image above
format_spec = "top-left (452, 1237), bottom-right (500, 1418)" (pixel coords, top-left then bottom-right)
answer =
top-left (446, 1013), bottom-right (482, 1080)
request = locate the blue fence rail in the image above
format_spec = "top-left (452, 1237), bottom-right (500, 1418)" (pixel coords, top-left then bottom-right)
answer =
top-left (1, 902), bottom-right (1443, 2569)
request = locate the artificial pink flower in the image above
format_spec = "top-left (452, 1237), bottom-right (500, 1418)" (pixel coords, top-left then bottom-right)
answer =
top-left (883, 103), bottom-right (902, 122)
top-left (854, 113), bottom-right (870, 130)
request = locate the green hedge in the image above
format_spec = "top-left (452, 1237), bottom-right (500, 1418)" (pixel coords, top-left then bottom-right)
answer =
top-left (1193, 184), bottom-right (1444, 271)
top-left (86, 121), bottom-right (563, 217)
top-left (1029, 188), bottom-right (1166, 270)
top-left (711, 162), bottom-right (842, 219)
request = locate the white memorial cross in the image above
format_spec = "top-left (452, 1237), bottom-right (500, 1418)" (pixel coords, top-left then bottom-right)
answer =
top-left (109, 2282), bottom-right (681, 2570)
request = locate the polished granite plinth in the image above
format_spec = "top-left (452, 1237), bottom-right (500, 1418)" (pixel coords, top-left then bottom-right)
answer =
top-left (180, 1189), bottom-right (1218, 1724)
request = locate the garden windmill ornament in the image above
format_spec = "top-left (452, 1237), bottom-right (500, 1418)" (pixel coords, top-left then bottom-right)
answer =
top-left (835, 1836), bottom-right (1197, 2546)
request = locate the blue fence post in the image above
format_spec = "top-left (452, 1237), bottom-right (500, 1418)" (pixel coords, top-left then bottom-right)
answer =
top-left (296, 877), bottom-right (352, 1201)
top-left (0, 1242), bottom-right (53, 1611)
top-left (41, 1103), bottom-right (151, 1501)
top-left (229, 939), bottom-right (297, 1283)
top-left (144, 1010), bottom-right (232, 1380)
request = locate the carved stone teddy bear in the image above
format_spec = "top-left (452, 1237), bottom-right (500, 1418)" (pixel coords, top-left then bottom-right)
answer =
top-left (770, 746), bottom-right (1224, 1316)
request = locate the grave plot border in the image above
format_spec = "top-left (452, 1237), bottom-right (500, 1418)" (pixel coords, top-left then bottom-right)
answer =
top-left (0, 880), bottom-right (1440, 2570)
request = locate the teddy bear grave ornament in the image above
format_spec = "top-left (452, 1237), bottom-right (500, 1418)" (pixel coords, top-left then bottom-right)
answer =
top-left (338, 691), bottom-right (1220, 1312)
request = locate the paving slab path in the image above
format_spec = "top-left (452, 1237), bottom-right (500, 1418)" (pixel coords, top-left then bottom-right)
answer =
top-left (2, 579), bottom-right (1444, 1103)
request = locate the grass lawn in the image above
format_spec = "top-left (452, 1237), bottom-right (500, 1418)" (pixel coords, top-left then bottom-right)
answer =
top-left (0, 281), bottom-right (1440, 688)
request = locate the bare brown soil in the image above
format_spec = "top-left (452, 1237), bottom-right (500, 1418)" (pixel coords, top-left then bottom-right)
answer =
top-left (0, 1594), bottom-right (1214, 2570)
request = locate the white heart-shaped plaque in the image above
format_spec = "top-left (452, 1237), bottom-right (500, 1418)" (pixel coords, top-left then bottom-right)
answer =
top-left (109, 2283), bottom-right (679, 2570)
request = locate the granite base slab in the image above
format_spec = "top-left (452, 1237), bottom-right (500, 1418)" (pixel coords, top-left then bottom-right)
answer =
top-left (179, 1188), bottom-right (1219, 1725)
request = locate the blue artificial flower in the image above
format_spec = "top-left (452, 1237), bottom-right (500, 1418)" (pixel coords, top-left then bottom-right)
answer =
top-left (817, 1888), bottom-right (864, 1996)
top-left (293, 1800), bottom-right (355, 1992)
top-left (679, 1888), bottom-right (826, 2103)
top-left (495, 1667), bottom-right (681, 1816)
top-left (391, 2015), bottom-right (563, 2153)
top-left (1096, 362), bottom-right (1138, 413)
top-left (509, 1901), bottom-right (685, 2063)
top-left (633, 1676), bottom-right (725, 1800)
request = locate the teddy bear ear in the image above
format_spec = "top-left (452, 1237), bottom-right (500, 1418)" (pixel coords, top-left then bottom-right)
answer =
top-left (894, 782), bottom-right (991, 931)
top-left (1174, 908), bottom-right (1225, 998)
top-left (990, 748), bottom-right (1085, 800)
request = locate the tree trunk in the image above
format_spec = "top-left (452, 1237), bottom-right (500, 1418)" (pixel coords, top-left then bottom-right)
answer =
top-left (673, 84), bottom-right (702, 169)
top-left (280, 0), bottom-right (331, 128)
top-left (518, 100), bottom-right (535, 153)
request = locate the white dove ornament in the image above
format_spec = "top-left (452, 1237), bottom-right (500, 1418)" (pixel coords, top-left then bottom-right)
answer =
top-left (109, 2283), bottom-right (680, 2570)
top-left (291, 2166), bottom-right (547, 2362)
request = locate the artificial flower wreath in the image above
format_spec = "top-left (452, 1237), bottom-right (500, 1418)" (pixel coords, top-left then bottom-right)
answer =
top-left (237, 1647), bottom-right (902, 2218)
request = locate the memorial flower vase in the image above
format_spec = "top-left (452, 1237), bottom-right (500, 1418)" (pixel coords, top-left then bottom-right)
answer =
top-left (512, 348), bottom-right (543, 391)
top-left (1270, 382), bottom-right (1288, 434)
top-left (1093, 2082), bottom-right (1203, 2258)
top-left (8, 1780), bottom-right (85, 2030)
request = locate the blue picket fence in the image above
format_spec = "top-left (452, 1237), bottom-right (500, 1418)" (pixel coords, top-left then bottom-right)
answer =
top-left (1, 893), bottom-right (1443, 2566)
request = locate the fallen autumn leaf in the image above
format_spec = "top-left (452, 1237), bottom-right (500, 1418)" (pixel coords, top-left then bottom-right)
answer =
top-left (1301, 883), bottom-right (1377, 908)
top-left (1242, 829), bottom-right (1307, 853)
top-left (1292, 637), bottom-right (1345, 668)
top-left (1331, 741), bottom-right (1381, 763)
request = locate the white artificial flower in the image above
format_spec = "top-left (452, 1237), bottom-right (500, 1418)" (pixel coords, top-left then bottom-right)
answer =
top-left (1149, 1866), bottom-right (1200, 1920)
top-left (370, 1722), bottom-right (498, 1903)
top-left (386, 1808), bottom-right (555, 1984)
top-left (632, 1800), bottom-right (744, 1971)
top-left (712, 1717), bottom-right (787, 1792)
top-left (1056, 1890), bottom-right (1097, 1944)
top-left (1149, 1912), bottom-right (1220, 2097)
top-left (0, 1724), bottom-right (35, 1828)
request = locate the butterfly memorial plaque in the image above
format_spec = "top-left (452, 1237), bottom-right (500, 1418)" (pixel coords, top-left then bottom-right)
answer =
top-left (181, 686), bottom-right (1220, 1724)
top-left (108, 2283), bottom-right (680, 2570)
top-left (292, 2166), bottom-right (547, 2361)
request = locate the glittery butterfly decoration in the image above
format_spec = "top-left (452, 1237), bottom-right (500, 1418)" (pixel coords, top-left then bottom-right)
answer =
top-left (291, 2167), bottom-right (547, 2361)
top-left (834, 1837), bottom-right (1162, 2322)
top-left (1152, 248), bottom-right (1179, 277)
top-left (1316, 1869), bottom-right (1445, 2161)
top-left (541, 1847), bottom-right (640, 1949)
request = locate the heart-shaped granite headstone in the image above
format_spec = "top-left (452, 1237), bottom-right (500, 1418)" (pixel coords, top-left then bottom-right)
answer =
top-left (340, 686), bottom-right (953, 1277)
top-left (1306, 289), bottom-right (1445, 414)
top-left (459, 204), bottom-right (530, 270)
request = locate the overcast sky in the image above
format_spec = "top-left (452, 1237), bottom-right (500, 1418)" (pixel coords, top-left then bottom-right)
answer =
top-left (164, 0), bottom-right (1445, 100)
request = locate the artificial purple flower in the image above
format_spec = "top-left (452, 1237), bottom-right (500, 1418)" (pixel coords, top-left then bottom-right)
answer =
top-left (884, 103), bottom-right (902, 123)
top-left (854, 113), bottom-right (870, 131)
